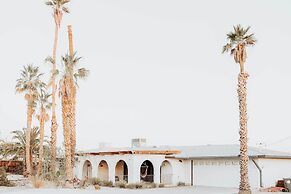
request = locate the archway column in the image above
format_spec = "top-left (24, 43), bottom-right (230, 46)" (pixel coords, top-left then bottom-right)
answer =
top-left (154, 163), bottom-right (161, 184)
top-left (108, 162), bottom-right (115, 183)
top-left (91, 162), bottom-right (97, 178)
top-left (128, 158), bottom-right (139, 183)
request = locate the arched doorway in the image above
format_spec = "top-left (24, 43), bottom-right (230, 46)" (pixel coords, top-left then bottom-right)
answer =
top-left (82, 160), bottom-right (92, 179)
top-left (140, 160), bottom-right (154, 183)
top-left (97, 160), bottom-right (109, 181)
top-left (160, 160), bottom-right (173, 185)
top-left (115, 160), bottom-right (128, 182)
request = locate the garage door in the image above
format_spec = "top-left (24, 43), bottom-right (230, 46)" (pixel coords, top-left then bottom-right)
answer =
top-left (193, 159), bottom-right (240, 188)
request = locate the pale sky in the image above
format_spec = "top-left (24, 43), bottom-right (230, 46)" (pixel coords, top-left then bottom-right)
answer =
top-left (1, 0), bottom-right (291, 152)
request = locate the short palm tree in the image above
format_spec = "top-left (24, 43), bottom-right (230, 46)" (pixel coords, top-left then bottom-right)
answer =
top-left (36, 91), bottom-right (51, 177)
top-left (223, 25), bottom-right (256, 194)
top-left (3, 127), bottom-right (40, 175)
top-left (59, 53), bottom-right (89, 181)
top-left (45, 0), bottom-right (70, 174)
top-left (15, 65), bottom-right (45, 176)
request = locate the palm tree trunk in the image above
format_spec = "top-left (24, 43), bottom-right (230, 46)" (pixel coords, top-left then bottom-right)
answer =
top-left (237, 72), bottom-right (251, 194)
top-left (68, 25), bottom-right (76, 170)
top-left (25, 100), bottom-right (33, 176)
top-left (70, 87), bottom-right (76, 170)
top-left (62, 78), bottom-right (73, 181)
top-left (37, 107), bottom-right (45, 177)
top-left (50, 23), bottom-right (59, 176)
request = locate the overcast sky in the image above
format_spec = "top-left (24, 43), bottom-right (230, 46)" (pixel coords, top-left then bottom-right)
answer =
top-left (1, 0), bottom-right (291, 152)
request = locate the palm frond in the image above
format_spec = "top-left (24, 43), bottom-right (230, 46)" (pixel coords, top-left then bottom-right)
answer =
top-left (45, 56), bottom-right (55, 64)
top-left (62, 6), bottom-right (69, 13)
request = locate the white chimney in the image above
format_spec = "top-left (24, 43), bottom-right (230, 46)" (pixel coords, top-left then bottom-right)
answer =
top-left (131, 138), bottom-right (147, 148)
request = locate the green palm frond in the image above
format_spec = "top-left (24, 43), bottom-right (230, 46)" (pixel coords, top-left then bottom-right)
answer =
top-left (16, 65), bottom-right (45, 98)
top-left (222, 24), bottom-right (256, 58)
top-left (45, 0), bottom-right (70, 13)
top-left (59, 52), bottom-right (89, 92)
top-left (45, 56), bottom-right (55, 64)
top-left (36, 90), bottom-right (52, 112)
top-left (62, 6), bottom-right (69, 13)
top-left (5, 127), bottom-right (41, 159)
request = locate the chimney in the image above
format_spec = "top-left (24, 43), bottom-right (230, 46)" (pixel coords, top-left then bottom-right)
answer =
top-left (131, 138), bottom-right (147, 148)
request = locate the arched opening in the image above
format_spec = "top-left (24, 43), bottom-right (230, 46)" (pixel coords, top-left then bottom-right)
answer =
top-left (160, 160), bottom-right (173, 185)
top-left (115, 160), bottom-right (128, 183)
top-left (140, 160), bottom-right (154, 183)
top-left (97, 160), bottom-right (109, 181)
top-left (82, 160), bottom-right (92, 180)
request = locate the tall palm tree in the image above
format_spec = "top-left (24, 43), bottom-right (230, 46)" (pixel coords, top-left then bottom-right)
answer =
top-left (36, 91), bottom-right (51, 177)
top-left (67, 25), bottom-right (75, 169)
top-left (223, 25), bottom-right (256, 194)
top-left (45, 0), bottom-right (70, 175)
top-left (15, 65), bottom-right (45, 176)
top-left (59, 53), bottom-right (89, 181)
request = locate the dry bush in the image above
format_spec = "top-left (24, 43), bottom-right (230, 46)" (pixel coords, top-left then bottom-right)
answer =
top-left (126, 182), bottom-right (144, 189)
top-left (0, 167), bottom-right (15, 187)
top-left (158, 183), bottom-right (165, 188)
top-left (31, 177), bottom-right (44, 188)
top-left (94, 184), bottom-right (101, 190)
top-left (89, 177), bottom-right (101, 186)
top-left (115, 180), bottom-right (127, 188)
top-left (177, 182), bottom-right (186, 186)
top-left (102, 180), bottom-right (113, 187)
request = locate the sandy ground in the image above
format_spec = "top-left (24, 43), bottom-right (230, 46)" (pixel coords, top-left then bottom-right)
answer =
top-left (0, 186), bottom-right (273, 194)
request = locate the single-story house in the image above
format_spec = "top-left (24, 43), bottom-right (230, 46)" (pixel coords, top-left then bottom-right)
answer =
top-left (75, 139), bottom-right (291, 188)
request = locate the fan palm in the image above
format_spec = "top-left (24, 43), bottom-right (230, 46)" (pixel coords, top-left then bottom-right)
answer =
top-left (3, 127), bottom-right (40, 175)
top-left (36, 91), bottom-right (51, 177)
top-left (59, 53), bottom-right (89, 181)
top-left (223, 25), bottom-right (256, 194)
top-left (45, 0), bottom-right (70, 174)
top-left (15, 65), bottom-right (45, 176)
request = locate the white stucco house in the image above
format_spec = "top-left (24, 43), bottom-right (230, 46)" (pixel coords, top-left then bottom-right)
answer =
top-left (75, 139), bottom-right (291, 188)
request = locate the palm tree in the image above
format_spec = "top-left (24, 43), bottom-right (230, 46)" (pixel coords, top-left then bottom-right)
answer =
top-left (45, 0), bottom-right (70, 174)
top-left (3, 127), bottom-right (40, 175)
top-left (67, 25), bottom-right (76, 169)
top-left (223, 25), bottom-right (256, 194)
top-left (15, 65), bottom-right (45, 176)
top-left (59, 53), bottom-right (89, 181)
top-left (36, 91), bottom-right (51, 177)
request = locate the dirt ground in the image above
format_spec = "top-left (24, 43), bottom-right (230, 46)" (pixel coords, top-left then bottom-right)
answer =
top-left (0, 186), bottom-right (273, 194)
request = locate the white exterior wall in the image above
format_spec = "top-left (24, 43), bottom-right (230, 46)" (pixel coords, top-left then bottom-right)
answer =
top-left (75, 154), bottom-right (291, 188)
top-left (192, 158), bottom-right (260, 188)
top-left (257, 158), bottom-right (291, 188)
top-left (75, 154), bottom-right (190, 185)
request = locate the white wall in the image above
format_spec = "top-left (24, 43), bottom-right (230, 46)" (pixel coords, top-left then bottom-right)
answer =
top-left (160, 160), bottom-right (173, 184)
top-left (258, 158), bottom-right (291, 188)
top-left (75, 154), bottom-right (190, 185)
top-left (192, 158), bottom-right (260, 188)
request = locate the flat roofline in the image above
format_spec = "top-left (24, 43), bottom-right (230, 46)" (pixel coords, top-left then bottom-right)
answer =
top-left (166, 155), bottom-right (291, 160)
top-left (76, 149), bottom-right (181, 156)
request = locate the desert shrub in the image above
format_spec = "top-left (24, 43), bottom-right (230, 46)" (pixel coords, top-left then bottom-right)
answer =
top-left (31, 177), bottom-right (44, 188)
top-left (177, 182), bottom-right (186, 186)
top-left (115, 180), bottom-right (127, 188)
top-left (126, 182), bottom-right (144, 189)
top-left (102, 180), bottom-right (113, 187)
top-left (142, 182), bottom-right (157, 189)
top-left (0, 167), bottom-right (14, 187)
top-left (126, 183), bottom-right (137, 189)
top-left (158, 183), bottom-right (165, 188)
top-left (88, 177), bottom-right (100, 185)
